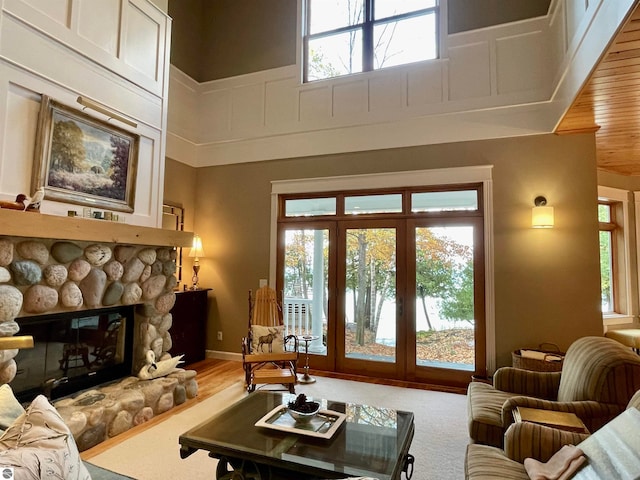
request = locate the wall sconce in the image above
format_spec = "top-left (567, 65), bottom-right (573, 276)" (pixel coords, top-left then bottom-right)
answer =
top-left (532, 196), bottom-right (554, 228)
top-left (188, 234), bottom-right (206, 290)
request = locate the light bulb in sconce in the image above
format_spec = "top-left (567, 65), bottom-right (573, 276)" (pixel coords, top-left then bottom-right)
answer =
top-left (532, 196), bottom-right (554, 228)
top-left (188, 234), bottom-right (206, 289)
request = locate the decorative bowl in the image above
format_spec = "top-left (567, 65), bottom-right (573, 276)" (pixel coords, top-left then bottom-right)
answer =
top-left (288, 401), bottom-right (320, 423)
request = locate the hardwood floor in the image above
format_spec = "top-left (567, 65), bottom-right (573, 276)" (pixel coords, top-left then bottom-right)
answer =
top-left (81, 358), bottom-right (466, 460)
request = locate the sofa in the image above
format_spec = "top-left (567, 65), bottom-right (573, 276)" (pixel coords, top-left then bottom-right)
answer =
top-left (467, 336), bottom-right (640, 448)
top-left (465, 390), bottom-right (640, 479)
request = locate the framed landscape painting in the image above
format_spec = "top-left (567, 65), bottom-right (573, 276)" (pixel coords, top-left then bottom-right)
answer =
top-left (32, 95), bottom-right (139, 213)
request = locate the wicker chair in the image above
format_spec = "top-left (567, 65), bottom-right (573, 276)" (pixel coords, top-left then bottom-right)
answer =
top-left (241, 286), bottom-right (298, 393)
top-left (467, 336), bottom-right (640, 448)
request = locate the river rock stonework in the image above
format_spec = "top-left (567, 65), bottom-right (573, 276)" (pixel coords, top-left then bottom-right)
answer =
top-left (0, 235), bottom-right (198, 448)
top-left (54, 369), bottom-right (198, 451)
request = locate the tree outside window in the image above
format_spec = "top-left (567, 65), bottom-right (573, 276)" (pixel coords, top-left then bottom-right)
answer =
top-left (304, 0), bottom-right (439, 82)
top-left (598, 202), bottom-right (617, 313)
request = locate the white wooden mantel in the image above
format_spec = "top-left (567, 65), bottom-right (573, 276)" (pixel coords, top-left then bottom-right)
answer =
top-left (0, 209), bottom-right (193, 247)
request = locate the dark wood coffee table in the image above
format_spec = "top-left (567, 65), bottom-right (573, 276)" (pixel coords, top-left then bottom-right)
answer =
top-left (179, 391), bottom-right (415, 480)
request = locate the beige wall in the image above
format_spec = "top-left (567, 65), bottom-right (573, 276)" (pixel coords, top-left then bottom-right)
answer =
top-left (163, 157), bottom-right (198, 290)
top-left (448, 0), bottom-right (551, 34)
top-left (169, 0), bottom-right (297, 82)
top-left (176, 133), bottom-right (603, 369)
top-left (168, 0), bottom-right (205, 81)
top-left (598, 169), bottom-right (640, 191)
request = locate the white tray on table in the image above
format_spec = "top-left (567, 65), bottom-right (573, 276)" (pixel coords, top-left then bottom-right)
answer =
top-left (255, 405), bottom-right (346, 439)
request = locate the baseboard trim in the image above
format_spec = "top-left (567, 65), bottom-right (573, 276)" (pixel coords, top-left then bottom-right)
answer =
top-left (206, 350), bottom-right (242, 362)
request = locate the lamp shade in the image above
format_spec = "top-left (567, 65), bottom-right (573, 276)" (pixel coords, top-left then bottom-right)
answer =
top-left (189, 234), bottom-right (205, 258)
top-left (532, 206), bottom-right (554, 228)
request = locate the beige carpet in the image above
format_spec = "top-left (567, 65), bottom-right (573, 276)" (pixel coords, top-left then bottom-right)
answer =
top-left (88, 378), bottom-right (468, 480)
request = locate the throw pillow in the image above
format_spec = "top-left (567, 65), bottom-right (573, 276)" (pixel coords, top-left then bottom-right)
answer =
top-left (0, 385), bottom-right (25, 434)
top-left (250, 325), bottom-right (285, 353)
top-left (0, 395), bottom-right (91, 480)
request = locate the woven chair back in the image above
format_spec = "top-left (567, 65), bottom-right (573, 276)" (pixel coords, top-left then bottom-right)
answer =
top-left (250, 286), bottom-right (282, 327)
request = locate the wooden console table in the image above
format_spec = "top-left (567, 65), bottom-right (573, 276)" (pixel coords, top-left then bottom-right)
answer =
top-left (170, 289), bottom-right (211, 365)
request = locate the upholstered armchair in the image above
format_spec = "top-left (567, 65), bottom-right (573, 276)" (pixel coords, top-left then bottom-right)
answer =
top-left (465, 390), bottom-right (640, 480)
top-left (467, 336), bottom-right (640, 448)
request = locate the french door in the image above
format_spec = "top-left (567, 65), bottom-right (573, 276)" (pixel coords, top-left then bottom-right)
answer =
top-left (277, 187), bottom-right (486, 387)
top-left (336, 219), bottom-right (406, 378)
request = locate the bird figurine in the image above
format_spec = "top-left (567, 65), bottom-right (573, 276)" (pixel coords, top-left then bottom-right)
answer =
top-left (0, 193), bottom-right (28, 210)
top-left (25, 187), bottom-right (45, 212)
top-left (137, 350), bottom-right (184, 380)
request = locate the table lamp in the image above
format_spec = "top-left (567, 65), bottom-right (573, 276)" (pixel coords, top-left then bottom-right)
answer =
top-left (188, 234), bottom-right (205, 290)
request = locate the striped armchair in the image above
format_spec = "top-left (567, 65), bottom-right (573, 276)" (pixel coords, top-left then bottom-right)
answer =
top-left (467, 336), bottom-right (640, 448)
top-left (465, 390), bottom-right (640, 480)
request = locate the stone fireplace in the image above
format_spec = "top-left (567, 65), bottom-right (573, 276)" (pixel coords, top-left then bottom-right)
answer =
top-left (0, 209), bottom-right (197, 450)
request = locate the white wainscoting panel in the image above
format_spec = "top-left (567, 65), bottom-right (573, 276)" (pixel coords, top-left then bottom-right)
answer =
top-left (3, 0), bottom-right (169, 96)
top-left (200, 89), bottom-right (231, 141)
top-left (167, 68), bottom-right (199, 142)
top-left (20, 0), bottom-right (70, 27)
top-left (77, 0), bottom-right (120, 56)
top-left (407, 63), bottom-right (444, 107)
top-left (265, 76), bottom-right (298, 129)
top-left (496, 30), bottom-right (549, 95)
top-left (548, 0), bottom-right (567, 88)
top-left (299, 86), bottom-right (330, 123)
top-left (565, 0), bottom-right (588, 43)
top-left (123, 1), bottom-right (162, 82)
top-left (332, 79), bottom-right (367, 117)
top-left (133, 134), bottom-right (156, 218)
top-left (369, 71), bottom-right (403, 112)
top-left (0, 13), bottom-right (163, 129)
top-left (231, 83), bottom-right (264, 133)
top-left (448, 42), bottom-right (491, 101)
top-left (0, 82), bottom-right (40, 198)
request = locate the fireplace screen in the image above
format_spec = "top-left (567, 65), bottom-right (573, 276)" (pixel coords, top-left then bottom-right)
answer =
top-left (13, 306), bottom-right (134, 401)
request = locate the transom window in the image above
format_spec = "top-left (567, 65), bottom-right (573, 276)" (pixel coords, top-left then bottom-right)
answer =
top-left (303, 0), bottom-right (440, 82)
top-left (281, 187), bottom-right (479, 218)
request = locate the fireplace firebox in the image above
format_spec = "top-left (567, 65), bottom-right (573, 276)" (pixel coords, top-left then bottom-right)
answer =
top-left (13, 306), bottom-right (135, 402)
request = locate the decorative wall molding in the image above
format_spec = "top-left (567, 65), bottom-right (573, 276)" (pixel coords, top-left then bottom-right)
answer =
top-left (166, 0), bottom-right (634, 168)
top-left (2, 0), bottom-right (170, 97)
top-left (0, 0), bottom-right (171, 228)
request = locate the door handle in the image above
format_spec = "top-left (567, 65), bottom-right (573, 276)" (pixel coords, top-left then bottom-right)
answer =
top-left (397, 297), bottom-right (403, 316)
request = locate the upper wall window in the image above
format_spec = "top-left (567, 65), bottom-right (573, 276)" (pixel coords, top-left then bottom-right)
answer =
top-left (597, 186), bottom-right (632, 320)
top-left (303, 0), bottom-right (439, 82)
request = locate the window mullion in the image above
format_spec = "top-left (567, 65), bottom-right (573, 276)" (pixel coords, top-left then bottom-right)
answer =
top-left (363, 0), bottom-right (374, 72)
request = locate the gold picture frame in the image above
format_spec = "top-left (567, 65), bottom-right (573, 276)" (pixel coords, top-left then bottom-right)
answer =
top-left (32, 95), bottom-right (139, 213)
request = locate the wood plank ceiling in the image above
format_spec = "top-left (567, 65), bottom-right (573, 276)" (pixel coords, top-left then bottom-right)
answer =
top-left (556, 3), bottom-right (640, 176)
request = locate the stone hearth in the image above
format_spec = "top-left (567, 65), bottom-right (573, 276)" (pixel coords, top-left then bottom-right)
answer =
top-left (53, 370), bottom-right (197, 451)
